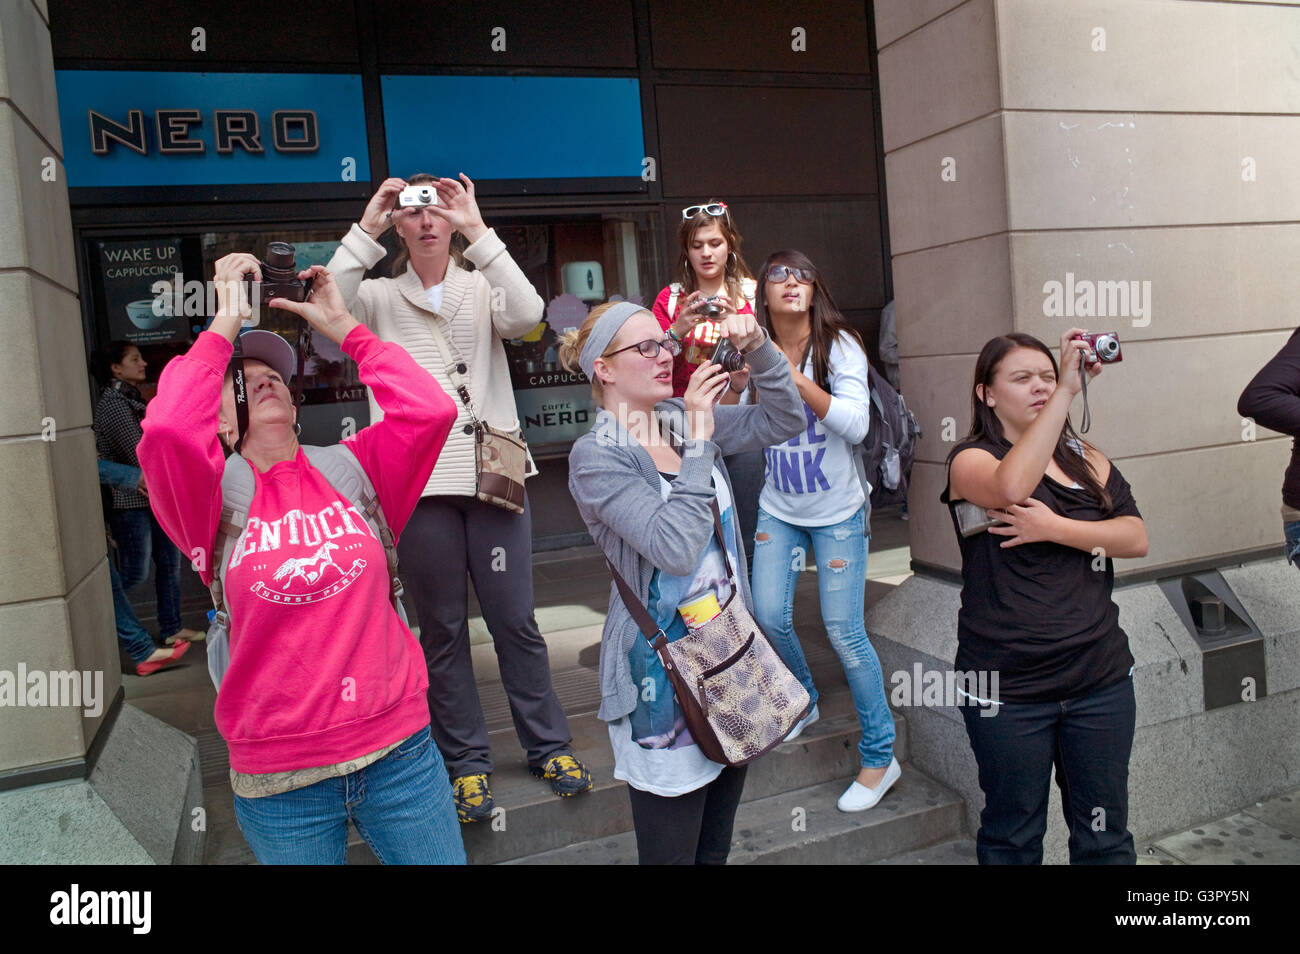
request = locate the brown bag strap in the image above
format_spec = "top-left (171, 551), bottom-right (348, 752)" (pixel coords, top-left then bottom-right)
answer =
top-left (606, 497), bottom-right (730, 648)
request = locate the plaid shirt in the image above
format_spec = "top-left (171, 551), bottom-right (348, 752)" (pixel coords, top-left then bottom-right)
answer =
top-left (94, 381), bottom-right (149, 510)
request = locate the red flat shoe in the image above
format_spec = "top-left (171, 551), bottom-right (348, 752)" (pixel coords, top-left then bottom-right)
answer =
top-left (135, 641), bottom-right (190, 677)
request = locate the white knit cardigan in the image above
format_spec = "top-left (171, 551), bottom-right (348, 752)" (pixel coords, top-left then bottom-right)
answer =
top-left (329, 223), bottom-right (544, 498)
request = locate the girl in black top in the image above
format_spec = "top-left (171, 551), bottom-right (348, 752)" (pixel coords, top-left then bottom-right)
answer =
top-left (942, 329), bottom-right (1148, 865)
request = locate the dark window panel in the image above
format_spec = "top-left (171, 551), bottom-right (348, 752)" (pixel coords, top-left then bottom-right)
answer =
top-left (649, 0), bottom-right (870, 74)
top-left (656, 85), bottom-right (876, 198)
top-left (50, 0), bottom-right (360, 65)
top-left (374, 0), bottom-right (636, 68)
top-left (658, 199), bottom-right (885, 313)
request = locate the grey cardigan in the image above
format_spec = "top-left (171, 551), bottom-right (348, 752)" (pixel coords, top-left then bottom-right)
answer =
top-left (567, 337), bottom-right (806, 722)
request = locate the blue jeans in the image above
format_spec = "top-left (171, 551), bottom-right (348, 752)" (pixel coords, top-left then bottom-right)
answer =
top-left (233, 726), bottom-right (467, 865)
top-left (110, 559), bottom-right (155, 663)
top-left (960, 676), bottom-right (1136, 865)
top-left (751, 505), bottom-right (896, 768)
top-left (1284, 519), bottom-right (1300, 570)
top-left (109, 507), bottom-right (183, 640)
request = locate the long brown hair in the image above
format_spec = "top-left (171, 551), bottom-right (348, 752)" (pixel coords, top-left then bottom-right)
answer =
top-left (951, 333), bottom-right (1113, 512)
top-left (389, 173), bottom-right (467, 276)
top-left (674, 200), bottom-right (753, 308)
top-left (754, 250), bottom-right (863, 392)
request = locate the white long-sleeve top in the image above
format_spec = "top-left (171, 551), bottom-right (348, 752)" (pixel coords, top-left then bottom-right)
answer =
top-left (328, 224), bottom-right (544, 498)
top-left (759, 330), bottom-right (871, 527)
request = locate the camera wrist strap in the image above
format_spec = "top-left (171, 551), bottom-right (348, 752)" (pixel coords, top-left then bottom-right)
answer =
top-left (1078, 350), bottom-right (1092, 434)
top-left (295, 319), bottom-right (308, 417)
top-left (231, 335), bottom-right (249, 454)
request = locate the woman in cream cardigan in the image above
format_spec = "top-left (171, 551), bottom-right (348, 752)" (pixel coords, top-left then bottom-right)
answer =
top-left (328, 174), bottom-right (591, 823)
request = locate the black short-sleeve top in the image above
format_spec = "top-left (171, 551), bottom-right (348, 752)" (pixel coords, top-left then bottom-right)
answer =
top-left (940, 439), bottom-right (1142, 703)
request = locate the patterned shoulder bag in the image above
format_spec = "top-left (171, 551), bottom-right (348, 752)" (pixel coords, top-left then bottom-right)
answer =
top-left (423, 318), bottom-right (529, 514)
top-left (605, 499), bottom-right (810, 766)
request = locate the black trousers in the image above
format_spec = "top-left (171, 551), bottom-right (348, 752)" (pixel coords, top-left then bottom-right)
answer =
top-left (625, 765), bottom-right (748, 865)
top-left (397, 492), bottom-right (572, 777)
top-left (960, 675), bottom-right (1136, 865)
top-left (723, 449), bottom-right (765, 569)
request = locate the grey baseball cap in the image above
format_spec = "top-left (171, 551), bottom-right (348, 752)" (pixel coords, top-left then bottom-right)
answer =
top-left (230, 329), bottom-right (296, 383)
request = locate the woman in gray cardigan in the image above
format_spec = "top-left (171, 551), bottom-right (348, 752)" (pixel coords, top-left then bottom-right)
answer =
top-left (561, 299), bottom-right (804, 864)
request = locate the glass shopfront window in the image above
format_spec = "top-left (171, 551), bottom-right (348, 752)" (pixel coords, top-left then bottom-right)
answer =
top-left (492, 208), bottom-right (663, 456)
top-left (83, 209), bottom-right (663, 453)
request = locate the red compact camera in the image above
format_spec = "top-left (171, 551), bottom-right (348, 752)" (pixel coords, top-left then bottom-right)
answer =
top-left (1073, 331), bottom-right (1122, 365)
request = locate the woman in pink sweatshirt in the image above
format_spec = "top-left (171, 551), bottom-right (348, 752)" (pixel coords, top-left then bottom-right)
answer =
top-left (138, 255), bottom-right (464, 865)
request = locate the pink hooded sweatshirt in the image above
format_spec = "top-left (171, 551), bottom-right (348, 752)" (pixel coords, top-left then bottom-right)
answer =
top-left (138, 326), bottom-right (455, 774)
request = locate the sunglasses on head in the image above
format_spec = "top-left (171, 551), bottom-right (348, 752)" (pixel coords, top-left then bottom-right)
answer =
top-left (681, 202), bottom-right (729, 220)
top-left (766, 264), bottom-right (816, 284)
top-left (602, 337), bottom-right (683, 360)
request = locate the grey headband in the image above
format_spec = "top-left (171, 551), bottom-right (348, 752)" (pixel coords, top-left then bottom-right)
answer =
top-left (578, 300), bottom-right (650, 380)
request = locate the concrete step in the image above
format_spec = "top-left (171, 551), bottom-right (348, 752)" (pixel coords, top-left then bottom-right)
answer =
top-left (872, 836), bottom-right (978, 865)
top-left (506, 764), bottom-right (965, 865)
top-left (346, 686), bottom-right (908, 864)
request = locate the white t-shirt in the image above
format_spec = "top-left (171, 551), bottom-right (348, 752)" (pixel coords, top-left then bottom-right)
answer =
top-left (424, 283), bottom-right (444, 314)
top-left (759, 331), bottom-right (871, 527)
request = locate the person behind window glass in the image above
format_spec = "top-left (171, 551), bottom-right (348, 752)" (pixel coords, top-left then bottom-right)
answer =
top-left (92, 341), bottom-right (202, 652)
top-left (326, 175), bottom-right (593, 824)
top-left (943, 330), bottom-right (1148, 865)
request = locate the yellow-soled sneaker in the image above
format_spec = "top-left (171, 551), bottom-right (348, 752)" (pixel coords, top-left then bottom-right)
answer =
top-left (529, 754), bottom-right (593, 797)
top-left (451, 773), bottom-right (494, 823)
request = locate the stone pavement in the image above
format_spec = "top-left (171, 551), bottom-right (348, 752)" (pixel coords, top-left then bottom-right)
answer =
top-left (1138, 790), bottom-right (1300, 865)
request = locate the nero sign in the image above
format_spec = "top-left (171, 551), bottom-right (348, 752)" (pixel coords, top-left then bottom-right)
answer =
top-left (89, 108), bottom-right (319, 156)
top-left (55, 71), bottom-right (370, 187)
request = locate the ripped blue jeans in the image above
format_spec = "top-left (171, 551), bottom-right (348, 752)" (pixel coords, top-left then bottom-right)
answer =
top-left (751, 505), bottom-right (895, 768)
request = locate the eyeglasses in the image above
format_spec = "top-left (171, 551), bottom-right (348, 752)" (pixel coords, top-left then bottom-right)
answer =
top-left (766, 264), bottom-right (816, 284)
top-left (681, 202), bottom-right (729, 220)
top-left (602, 337), bottom-right (682, 360)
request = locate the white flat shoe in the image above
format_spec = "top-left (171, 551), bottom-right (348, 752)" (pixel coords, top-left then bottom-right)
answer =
top-left (783, 704), bottom-right (820, 742)
top-left (837, 756), bottom-right (901, 812)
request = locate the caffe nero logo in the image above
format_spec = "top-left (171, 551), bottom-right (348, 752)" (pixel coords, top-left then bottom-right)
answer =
top-left (88, 108), bottom-right (320, 156)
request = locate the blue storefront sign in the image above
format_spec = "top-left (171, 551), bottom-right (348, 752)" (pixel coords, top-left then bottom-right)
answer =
top-left (381, 75), bottom-right (644, 180)
top-left (55, 70), bottom-right (370, 187)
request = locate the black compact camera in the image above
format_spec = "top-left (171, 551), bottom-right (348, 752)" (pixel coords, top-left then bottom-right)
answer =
top-left (243, 242), bottom-right (313, 325)
top-left (710, 337), bottom-right (746, 372)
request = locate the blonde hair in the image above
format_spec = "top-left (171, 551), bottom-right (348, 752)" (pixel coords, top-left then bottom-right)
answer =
top-left (557, 301), bottom-right (653, 404)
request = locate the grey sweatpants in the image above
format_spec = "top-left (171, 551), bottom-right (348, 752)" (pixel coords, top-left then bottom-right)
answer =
top-left (397, 491), bottom-right (572, 777)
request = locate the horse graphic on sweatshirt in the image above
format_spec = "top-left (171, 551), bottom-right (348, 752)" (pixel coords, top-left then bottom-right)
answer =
top-left (272, 541), bottom-right (343, 590)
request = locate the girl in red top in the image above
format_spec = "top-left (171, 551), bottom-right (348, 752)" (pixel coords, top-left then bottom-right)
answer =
top-left (653, 201), bottom-right (764, 562)
top-left (138, 255), bottom-right (463, 865)
top-left (653, 200), bottom-right (758, 401)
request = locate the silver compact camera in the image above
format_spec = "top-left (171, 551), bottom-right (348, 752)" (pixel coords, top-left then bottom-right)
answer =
top-left (953, 500), bottom-right (1008, 538)
top-left (698, 296), bottom-right (723, 319)
top-left (398, 184), bottom-right (437, 207)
